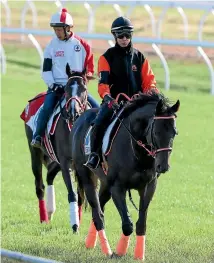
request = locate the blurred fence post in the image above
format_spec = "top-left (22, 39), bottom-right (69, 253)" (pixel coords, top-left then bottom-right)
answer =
top-left (21, 0), bottom-right (38, 42)
top-left (198, 8), bottom-right (214, 42)
top-left (0, 44), bottom-right (6, 75)
top-left (28, 34), bottom-right (44, 72)
top-left (156, 5), bottom-right (169, 50)
top-left (113, 3), bottom-right (123, 16)
top-left (125, 2), bottom-right (136, 18)
top-left (143, 4), bottom-right (156, 37)
top-left (55, 0), bottom-right (62, 9)
top-left (152, 43), bottom-right (170, 91)
top-left (176, 7), bottom-right (188, 40)
top-left (1, 0), bottom-right (11, 26)
top-left (197, 47), bottom-right (214, 96)
top-left (84, 2), bottom-right (100, 47)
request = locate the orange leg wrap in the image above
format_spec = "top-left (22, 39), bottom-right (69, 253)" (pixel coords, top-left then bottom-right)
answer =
top-left (98, 230), bottom-right (112, 256)
top-left (116, 233), bottom-right (130, 256)
top-left (134, 235), bottom-right (146, 261)
top-left (85, 221), bottom-right (98, 249)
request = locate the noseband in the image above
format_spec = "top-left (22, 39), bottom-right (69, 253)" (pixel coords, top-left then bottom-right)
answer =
top-left (65, 76), bottom-right (87, 114)
top-left (136, 115), bottom-right (176, 158)
top-left (114, 93), bottom-right (175, 159)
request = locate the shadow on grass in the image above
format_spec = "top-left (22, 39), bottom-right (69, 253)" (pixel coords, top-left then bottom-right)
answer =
top-left (7, 59), bottom-right (40, 70)
top-left (7, 59), bottom-right (210, 94)
top-left (1, 257), bottom-right (22, 263)
top-left (158, 81), bottom-right (210, 94)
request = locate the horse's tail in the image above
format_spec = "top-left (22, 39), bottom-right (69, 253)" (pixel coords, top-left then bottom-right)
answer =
top-left (73, 168), bottom-right (85, 207)
top-left (73, 164), bottom-right (98, 212)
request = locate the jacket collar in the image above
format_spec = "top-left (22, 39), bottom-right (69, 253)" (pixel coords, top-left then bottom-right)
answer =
top-left (115, 42), bottom-right (133, 54)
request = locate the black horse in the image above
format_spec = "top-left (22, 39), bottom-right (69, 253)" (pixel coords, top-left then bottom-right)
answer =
top-left (21, 65), bottom-right (98, 232)
top-left (70, 91), bottom-right (180, 257)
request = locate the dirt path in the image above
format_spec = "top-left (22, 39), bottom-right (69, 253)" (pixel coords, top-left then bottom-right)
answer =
top-left (1, 33), bottom-right (214, 62)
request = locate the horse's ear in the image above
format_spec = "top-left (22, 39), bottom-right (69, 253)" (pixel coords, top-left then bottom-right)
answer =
top-left (66, 63), bottom-right (71, 77)
top-left (170, 100), bottom-right (180, 113)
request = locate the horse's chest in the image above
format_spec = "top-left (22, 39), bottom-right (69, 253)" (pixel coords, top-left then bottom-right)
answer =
top-left (126, 170), bottom-right (156, 189)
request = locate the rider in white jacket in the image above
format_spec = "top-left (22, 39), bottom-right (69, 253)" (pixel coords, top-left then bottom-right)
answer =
top-left (31, 8), bottom-right (99, 148)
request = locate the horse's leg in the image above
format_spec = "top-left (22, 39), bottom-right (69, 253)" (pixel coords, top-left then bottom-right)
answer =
top-left (99, 181), bottom-right (112, 213)
top-left (30, 147), bottom-right (48, 223)
top-left (60, 158), bottom-right (79, 232)
top-left (76, 166), bottom-right (112, 256)
top-left (85, 180), bottom-right (111, 249)
top-left (75, 172), bottom-right (85, 224)
top-left (111, 180), bottom-right (133, 256)
top-left (46, 162), bottom-right (61, 221)
top-left (134, 177), bottom-right (157, 261)
top-left (25, 125), bottom-right (48, 223)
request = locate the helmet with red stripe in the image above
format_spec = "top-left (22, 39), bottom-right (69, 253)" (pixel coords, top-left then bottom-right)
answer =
top-left (50, 8), bottom-right (73, 27)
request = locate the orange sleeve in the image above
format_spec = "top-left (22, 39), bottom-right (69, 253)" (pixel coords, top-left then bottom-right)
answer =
top-left (98, 55), bottom-right (111, 99)
top-left (141, 59), bottom-right (159, 93)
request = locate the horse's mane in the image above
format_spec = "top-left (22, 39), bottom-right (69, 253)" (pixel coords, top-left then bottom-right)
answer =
top-left (121, 91), bottom-right (172, 118)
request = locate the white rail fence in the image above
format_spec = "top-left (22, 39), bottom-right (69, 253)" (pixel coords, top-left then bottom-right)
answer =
top-left (1, 0), bottom-right (214, 95)
top-left (1, 249), bottom-right (63, 263)
top-left (1, 2), bottom-right (214, 262)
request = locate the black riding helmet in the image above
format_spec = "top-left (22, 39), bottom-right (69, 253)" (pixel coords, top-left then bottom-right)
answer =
top-left (111, 16), bottom-right (134, 38)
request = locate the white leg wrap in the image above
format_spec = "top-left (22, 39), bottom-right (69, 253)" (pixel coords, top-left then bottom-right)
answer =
top-left (69, 201), bottom-right (79, 228)
top-left (46, 185), bottom-right (56, 214)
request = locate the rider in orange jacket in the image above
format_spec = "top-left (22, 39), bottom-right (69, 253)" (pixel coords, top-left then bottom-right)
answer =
top-left (85, 16), bottom-right (159, 170)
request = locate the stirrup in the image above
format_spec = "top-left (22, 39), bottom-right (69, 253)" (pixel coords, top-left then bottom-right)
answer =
top-left (31, 136), bottom-right (42, 149)
top-left (84, 153), bottom-right (100, 170)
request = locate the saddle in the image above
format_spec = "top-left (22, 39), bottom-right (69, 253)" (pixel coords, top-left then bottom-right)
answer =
top-left (84, 108), bottom-right (124, 158)
top-left (20, 92), bottom-right (72, 163)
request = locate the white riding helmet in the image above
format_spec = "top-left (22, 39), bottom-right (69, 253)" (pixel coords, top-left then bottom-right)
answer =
top-left (50, 8), bottom-right (73, 27)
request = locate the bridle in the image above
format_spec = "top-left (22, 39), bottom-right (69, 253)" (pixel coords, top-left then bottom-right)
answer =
top-left (114, 93), bottom-right (176, 158)
top-left (135, 115), bottom-right (176, 158)
top-left (64, 76), bottom-right (87, 119)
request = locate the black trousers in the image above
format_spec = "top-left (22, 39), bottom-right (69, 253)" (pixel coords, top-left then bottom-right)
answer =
top-left (91, 102), bottom-right (114, 153)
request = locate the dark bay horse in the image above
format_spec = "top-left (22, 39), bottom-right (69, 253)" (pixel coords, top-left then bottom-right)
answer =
top-left (21, 65), bottom-right (98, 232)
top-left (70, 92), bottom-right (180, 258)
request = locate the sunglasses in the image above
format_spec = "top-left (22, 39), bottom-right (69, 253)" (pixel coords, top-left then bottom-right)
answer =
top-left (116, 33), bottom-right (132, 39)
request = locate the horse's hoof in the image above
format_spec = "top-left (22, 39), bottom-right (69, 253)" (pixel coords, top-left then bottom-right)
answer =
top-left (111, 252), bottom-right (121, 259)
top-left (40, 220), bottom-right (49, 224)
top-left (72, 224), bottom-right (79, 233)
top-left (48, 212), bottom-right (53, 221)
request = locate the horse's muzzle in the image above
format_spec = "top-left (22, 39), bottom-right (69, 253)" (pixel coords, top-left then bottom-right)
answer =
top-left (156, 163), bottom-right (170, 174)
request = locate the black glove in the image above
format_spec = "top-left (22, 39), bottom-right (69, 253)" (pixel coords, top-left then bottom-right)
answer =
top-left (49, 83), bottom-right (64, 92)
top-left (103, 94), bottom-right (120, 110)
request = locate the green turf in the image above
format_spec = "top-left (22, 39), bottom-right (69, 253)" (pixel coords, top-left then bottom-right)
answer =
top-left (1, 44), bottom-right (214, 263)
top-left (1, 258), bottom-right (22, 263)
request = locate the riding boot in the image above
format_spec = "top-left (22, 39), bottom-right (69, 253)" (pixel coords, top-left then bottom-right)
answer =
top-left (31, 108), bottom-right (50, 148)
top-left (31, 89), bottom-right (59, 149)
top-left (85, 124), bottom-right (103, 169)
top-left (85, 103), bottom-right (113, 169)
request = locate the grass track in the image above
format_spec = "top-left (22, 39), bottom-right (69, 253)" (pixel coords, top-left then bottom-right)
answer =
top-left (1, 44), bottom-right (214, 263)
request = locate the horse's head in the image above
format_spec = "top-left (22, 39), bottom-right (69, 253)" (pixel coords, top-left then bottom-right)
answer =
top-left (64, 64), bottom-right (88, 122)
top-left (125, 92), bottom-right (180, 174)
top-left (148, 95), bottom-right (180, 173)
